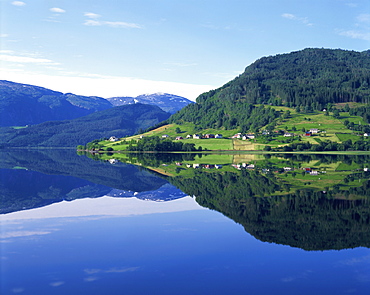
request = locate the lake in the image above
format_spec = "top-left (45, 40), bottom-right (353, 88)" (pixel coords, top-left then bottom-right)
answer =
top-left (1, 150), bottom-right (370, 294)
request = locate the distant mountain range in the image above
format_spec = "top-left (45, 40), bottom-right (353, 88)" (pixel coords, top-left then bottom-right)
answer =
top-left (0, 103), bottom-right (170, 147)
top-left (0, 80), bottom-right (192, 127)
top-left (106, 93), bottom-right (194, 114)
top-left (0, 80), bottom-right (112, 127)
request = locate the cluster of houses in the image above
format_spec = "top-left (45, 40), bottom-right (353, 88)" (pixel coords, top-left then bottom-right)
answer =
top-left (165, 134), bottom-right (223, 140)
top-left (231, 133), bottom-right (256, 140)
top-left (175, 163), bottom-right (223, 169)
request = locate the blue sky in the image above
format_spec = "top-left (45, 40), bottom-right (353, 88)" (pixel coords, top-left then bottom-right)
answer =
top-left (0, 0), bottom-right (369, 100)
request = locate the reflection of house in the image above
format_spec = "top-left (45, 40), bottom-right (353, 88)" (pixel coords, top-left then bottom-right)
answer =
top-left (284, 167), bottom-right (292, 171)
top-left (310, 128), bottom-right (319, 133)
top-left (304, 132), bottom-right (311, 136)
top-left (108, 159), bottom-right (118, 164)
top-left (284, 133), bottom-right (293, 137)
top-left (204, 134), bottom-right (215, 139)
top-left (109, 136), bottom-right (119, 142)
top-left (246, 164), bottom-right (255, 169)
top-left (204, 164), bottom-right (215, 169)
top-left (310, 171), bottom-right (319, 175)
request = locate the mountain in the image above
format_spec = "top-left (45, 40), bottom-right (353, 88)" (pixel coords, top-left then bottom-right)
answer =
top-left (0, 103), bottom-right (170, 147)
top-left (168, 48), bottom-right (370, 132)
top-left (106, 93), bottom-right (194, 114)
top-left (0, 80), bottom-right (113, 127)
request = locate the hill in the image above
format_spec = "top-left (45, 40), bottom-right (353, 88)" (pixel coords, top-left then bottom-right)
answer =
top-left (0, 103), bottom-right (170, 147)
top-left (106, 93), bottom-right (194, 114)
top-left (0, 80), bottom-right (113, 127)
top-left (168, 48), bottom-right (370, 132)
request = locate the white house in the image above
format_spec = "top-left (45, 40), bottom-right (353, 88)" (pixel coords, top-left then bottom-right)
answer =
top-left (215, 134), bottom-right (223, 138)
top-left (193, 134), bottom-right (201, 139)
top-left (162, 134), bottom-right (170, 138)
top-left (109, 136), bottom-right (119, 142)
top-left (310, 128), bottom-right (319, 134)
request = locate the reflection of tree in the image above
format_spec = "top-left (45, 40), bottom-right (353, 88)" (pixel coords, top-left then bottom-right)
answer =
top-left (170, 170), bottom-right (370, 251)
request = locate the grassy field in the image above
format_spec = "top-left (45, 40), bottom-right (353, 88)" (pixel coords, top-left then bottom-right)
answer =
top-left (96, 105), bottom-right (367, 152)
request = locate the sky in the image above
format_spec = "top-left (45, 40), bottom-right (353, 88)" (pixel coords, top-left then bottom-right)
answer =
top-left (0, 0), bottom-right (369, 101)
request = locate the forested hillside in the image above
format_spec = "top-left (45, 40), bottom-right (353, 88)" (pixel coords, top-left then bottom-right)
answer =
top-left (0, 104), bottom-right (170, 147)
top-left (169, 48), bottom-right (370, 131)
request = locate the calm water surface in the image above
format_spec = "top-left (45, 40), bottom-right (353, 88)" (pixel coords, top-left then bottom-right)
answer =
top-left (1, 150), bottom-right (370, 294)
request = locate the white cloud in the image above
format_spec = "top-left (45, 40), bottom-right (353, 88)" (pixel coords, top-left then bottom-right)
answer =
top-left (50, 7), bottom-right (66, 13)
top-left (357, 14), bottom-right (370, 24)
top-left (84, 12), bottom-right (101, 19)
top-left (11, 1), bottom-right (26, 6)
top-left (0, 54), bottom-right (60, 65)
top-left (1, 34), bottom-right (9, 38)
top-left (282, 13), bottom-right (313, 26)
top-left (0, 230), bottom-right (52, 239)
top-left (84, 20), bottom-right (141, 29)
top-left (49, 281), bottom-right (65, 287)
top-left (84, 267), bottom-right (139, 275)
top-left (338, 30), bottom-right (370, 41)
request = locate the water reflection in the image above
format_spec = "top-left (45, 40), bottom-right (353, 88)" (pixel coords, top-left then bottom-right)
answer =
top-left (1, 150), bottom-right (370, 294)
top-left (1, 150), bottom-right (370, 251)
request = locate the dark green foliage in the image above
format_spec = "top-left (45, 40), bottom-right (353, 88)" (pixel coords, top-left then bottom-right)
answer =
top-left (169, 168), bottom-right (370, 251)
top-left (169, 100), bottom-right (280, 132)
top-left (128, 136), bottom-right (196, 151)
top-left (167, 48), bottom-right (370, 132)
top-left (218, 48), bottom-right (370, 108)
top-left (0, 104), bottom-right (170, 147)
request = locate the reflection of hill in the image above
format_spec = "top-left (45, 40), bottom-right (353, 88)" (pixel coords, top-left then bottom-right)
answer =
top-left (0, 168), bottom-right (111, 214)
top-left (0, 149), bottom-right (167, 192)
top-left (170, 170), bottom-right (370, 251)
top-left (0, 149), bottom-right (173, 214)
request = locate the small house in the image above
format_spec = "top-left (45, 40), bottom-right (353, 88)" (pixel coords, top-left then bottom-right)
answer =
top-left (193, 164), bottom-right (200, 169)
top-left (305, 132), bottom-right (312, 136)
top-left (284, 133), bottom-right (293, 137)
top-left (215, 134), bottom-right (223, 139)
top-left (310, 171), bottom-right (319, 176)
top-left (186, 134), bottom-right (192, 139)
top-left (310, 128), bottom-right (319, 134)
top-left (246, 134), bottom-right (255, 139)
top-left (162, 134), bottom-right (170, 138)
top-left (175, 136), bottom-right (183, 140)
top-left (232, 133), bottom-right (242, 139)
top-left (109, 136), bottom-right (119, 142)
top-left (364, 133), bottom-right (369, 137)
top-left (193, 134), bottom-right (201, 139)
top-left (108, 159), bottom-right (118, 164)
